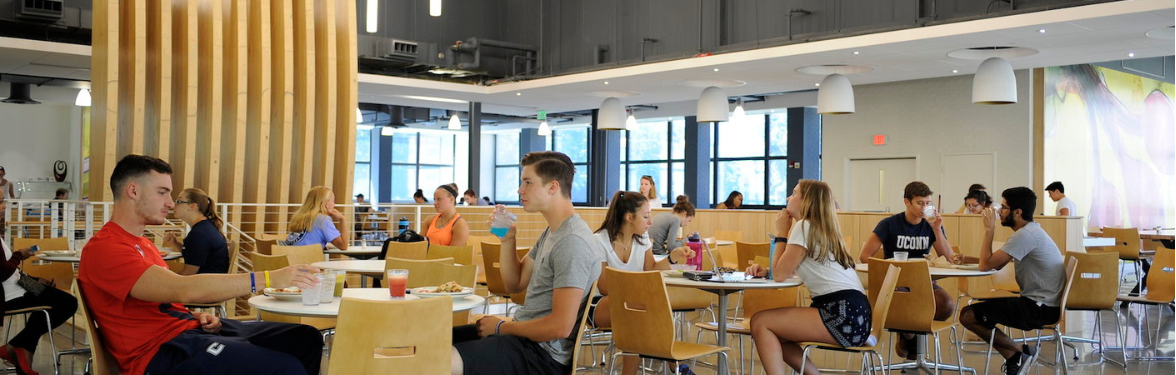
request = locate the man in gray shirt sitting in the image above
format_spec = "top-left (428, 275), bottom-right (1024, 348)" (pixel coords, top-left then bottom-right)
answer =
top-left (451, 151), bottom-right (605, 375)
top-left (960, 187), bottom-right (1065, 375)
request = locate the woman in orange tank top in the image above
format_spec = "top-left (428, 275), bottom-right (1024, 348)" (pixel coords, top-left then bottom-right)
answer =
top-left (425, 184), bottom-right (468, 246)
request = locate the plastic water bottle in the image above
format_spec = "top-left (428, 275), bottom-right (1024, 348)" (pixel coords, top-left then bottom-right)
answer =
top-left (490, 207), bottom-right (517, 238)
top-left (398, 216), bottom-right (409, 235)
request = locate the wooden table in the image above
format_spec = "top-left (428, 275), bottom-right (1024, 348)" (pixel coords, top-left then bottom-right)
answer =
top-left (323, 245), bottom-right (382, 259)
top-left (248, 288), bottom-right (484, 318)
top-left (663, 274), bottom-right (803, 375)
top-left (853, 263), bottom-right (996, 279)
top-left (37, 252), bottom-right (183, 263)
top-left (312, 260), bottom-right (385, 276)
top-left (1089, 229), bottom-right (1175, 241)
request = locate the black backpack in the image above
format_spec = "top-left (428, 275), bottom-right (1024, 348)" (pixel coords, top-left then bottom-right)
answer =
top-left (378, 230), bottom-right (426, 260)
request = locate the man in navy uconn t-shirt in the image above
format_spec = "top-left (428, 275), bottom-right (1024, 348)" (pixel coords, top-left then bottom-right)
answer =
top-left (858, 181), bottom-right (964, 359)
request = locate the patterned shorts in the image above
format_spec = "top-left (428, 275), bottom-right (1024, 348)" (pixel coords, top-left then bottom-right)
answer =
top-left (811, 290), bottom-right (872, 347)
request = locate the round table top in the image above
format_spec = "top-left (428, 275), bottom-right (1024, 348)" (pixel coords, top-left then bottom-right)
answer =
top-left (37, 252), bottom-right (183, 263)
top-left (248, 288), bottom-right (485, 318)
top-left (323, 245), bottom-right (382, 256)
top-left (853, 263), bottom-right (996, 278)
top-left (312, 260), bottom-right (384, 275)
top-left (715, 240), bottom-right (735, 246)
top-left (662, 272), bottom-right (803, 290)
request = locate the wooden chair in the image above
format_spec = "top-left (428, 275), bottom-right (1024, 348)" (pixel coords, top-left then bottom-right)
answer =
top-left (695, 282), bottom-right (801, 374)
top-left (568, 281), bottom-right (599, 374)
top-left (427, 244), bottom-right (474, 265)
top-left (799, 264), bottom-right (902, 375)
top-left (481, 243), bottom-right (523, 314)
top-left (984, 257), bottom-right (1079, 375)
top-left (327, 296), bottom-right (452, 375)
top-left (1062, 251), bottom-right (1124, 367)
top-left (14, 237), bottom-right (74, 292)
top-left (1115, 246), bottom-right (1174, 361)
top-left (383, 257), bottom-right (455, 288)
top-left (1102, 227), bottom-right (1148, 284)
top-left (271, 244), bottom-right (323, 266)
top-left (734, 241), bottom-right (770, 269)
top-left (868, 258), bottom-right (965, 369)
top-left (73, 281), bottom-right (119, 375)
top-left (378, 240), bottom-right (428, 260)
top-left (467, 235), bottom-right (499, 286)
top-left (605, 268), bottom-right (729, 374)
top-left (250, 252), bottom-right (289, 273)
top-left (254, 235), bottom-right (280, 255)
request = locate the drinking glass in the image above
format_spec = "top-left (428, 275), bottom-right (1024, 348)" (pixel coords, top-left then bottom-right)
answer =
top-left (387, 269), bottom-right (409, 298)
top-left (894, 252), bottom-right (910, 261)
top-left (333, 270), bottom-right (346, 298)
top-left (318, 271), bottom-right (336, 303)
top-left (301, 274), bottom-right (324, 306)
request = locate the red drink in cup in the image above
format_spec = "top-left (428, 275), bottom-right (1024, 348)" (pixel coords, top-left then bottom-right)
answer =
top-left (386, 269), bottom-right (409, 298)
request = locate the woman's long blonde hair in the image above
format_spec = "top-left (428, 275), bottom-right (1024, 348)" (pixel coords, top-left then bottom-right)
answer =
top-left (796, 180), bottom-right (854, 269)
top-left (640, 175), bottom-right (658, 201)
top-left (288, 186), bottom-right (332, 233)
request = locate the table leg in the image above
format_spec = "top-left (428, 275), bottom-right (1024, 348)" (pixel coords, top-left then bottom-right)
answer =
top-left (715, 289), bottom-right (729, 375)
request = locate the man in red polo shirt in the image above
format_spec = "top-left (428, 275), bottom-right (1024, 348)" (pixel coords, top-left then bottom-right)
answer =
top-left (78, 155), bottom-right (323, 375)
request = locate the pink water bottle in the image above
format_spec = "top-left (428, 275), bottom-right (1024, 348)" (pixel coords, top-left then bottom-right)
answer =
top-left (686, 236), bottom-right (703, 270)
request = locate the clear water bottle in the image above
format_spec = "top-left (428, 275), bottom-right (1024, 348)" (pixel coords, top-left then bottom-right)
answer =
top-left (490, 207), bottom-right (517, 238)
top-left (398, 216), bottom-right (409, 235)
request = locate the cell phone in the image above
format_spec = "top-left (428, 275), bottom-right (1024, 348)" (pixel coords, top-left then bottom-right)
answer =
top-left (29, 245), bottom-right (39, 253)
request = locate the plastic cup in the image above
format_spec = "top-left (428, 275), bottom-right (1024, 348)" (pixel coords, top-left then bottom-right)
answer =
top-left (318, 271), bottom-right (336, 303)
top-left (490, 208), bottom-right (517, 238)
top-left (333, 271), bottom-right (346, 298)
top-left (922, 205), bottom-right (937, 219)
top-left (302, 274), bottom-right (324, 306)
top-left (894, 252), bottom-right (910, 261)
top-left (387, 269), bottom-right (409, 298)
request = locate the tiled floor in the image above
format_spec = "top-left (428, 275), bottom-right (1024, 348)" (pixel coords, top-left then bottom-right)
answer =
top-left (7, 294), bottom-right (1172, 374)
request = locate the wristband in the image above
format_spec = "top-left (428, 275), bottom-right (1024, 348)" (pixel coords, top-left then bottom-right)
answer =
top-left (495, 320), bottom-right (505, 335)
top-left (668, 253), bottom-right (677, 264)
top-left (250, 272), bottom-right (257, 294)
top-left (264, 271), bottom-right (272, 288)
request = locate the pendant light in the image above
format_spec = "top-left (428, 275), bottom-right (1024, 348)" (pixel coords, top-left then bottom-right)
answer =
top-left (355, 107), bottom-right (363, 123)
top-left (972, 57), bottom-right (1017, 104)
top-left (696, 86), bottom-right (729, 123)
top-left (429, 0), bottom-right (441, 17)
top-left (817, 74), bottom-right (855, 115)
top-left (75, 89), bottom-right (91, 107)
top-left (448, 113), bottom-right (461, 130)
top-left (381, 126), bottom-right (394, 136)
top-left (732, 98), bottom-right (746, 121)
top-left (597, 97), bottom-right (626, 130)
top-left (625, 110), bottom-right (637, 130)
top-left (537, 120), bottom-right (551, 136)
top-left (365, 0), bottom-right (378, 33)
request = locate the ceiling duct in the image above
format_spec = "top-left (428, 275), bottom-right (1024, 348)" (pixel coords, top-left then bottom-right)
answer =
top-left (1, 82), bottom-right (40, 104)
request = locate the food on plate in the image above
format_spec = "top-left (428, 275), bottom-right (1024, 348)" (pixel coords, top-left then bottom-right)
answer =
top-left (264, 287), bottom-right (301, 294)
top-left (716, 267), bottom-right (738, 273)
top-left (432, 281), bottom-right (464, 293)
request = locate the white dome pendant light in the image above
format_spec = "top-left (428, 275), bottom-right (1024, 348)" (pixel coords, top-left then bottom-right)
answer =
top-left (597, 97), bottom-right (627, 130)
top-left (696, 86), bottom-right (729, 123)
top-left (972, 57), bottom-right (1017, 104)
top-left (817, 74), bottom-right (855, 114)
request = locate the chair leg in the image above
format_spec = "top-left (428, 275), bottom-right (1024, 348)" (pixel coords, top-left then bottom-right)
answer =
top-left (932, 333), bottom-right (942, 375)
top-left (983, 327), bottom-right (996, 375)
top-left (1054, 329), bottom-right (1069, 375)
top-left (799, 345), bottom-right (812, 375)
top-left (951, 327), bottom-right (964, 374)
top-left (41, 310), bottom-right (59, 375)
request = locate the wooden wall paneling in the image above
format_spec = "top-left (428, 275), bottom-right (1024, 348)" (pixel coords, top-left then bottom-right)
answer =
top-left (144, 0), bottom-right (172, 159)
top-left (289, 0), bottom-right (317, 204)
top-left (331, 0), bottom-right (358, 207)
top-left (195, 0), bottom-right (224, 197)
top-left (220, 0), bottom-right (249, 230)
top-left (940, 215), bottom-right (960, 254)
top-left (114, 0), bottom-right (147, 157)
top-left (170, 0), bottom-right (199, 192)
top-left (245, 0), bottom-right (273, 235)
top-left (89, 0), bottom-right (120, 202)
top-left (267, 0), bottom-right (296, 233)
top-left (311, 0), bottom-right (337, 188)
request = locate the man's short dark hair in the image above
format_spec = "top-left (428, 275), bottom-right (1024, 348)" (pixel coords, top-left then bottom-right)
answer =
top-left (110, 155), bottom-right (173, 200)
top-left (1045, 181), bottom-right (1064, 194)
top-left (520, 151), bottom-right (576, 199)
top-left (355, 194), bottom-right (364, 199)
top-left (55, 188), bottom-right (69, 198)
top-left (903, 181), bottom-right (933, 200)
top-left (968, 183), bottom-right (986, 192)
top-left (1002, 187), bottom-right (1036, 222)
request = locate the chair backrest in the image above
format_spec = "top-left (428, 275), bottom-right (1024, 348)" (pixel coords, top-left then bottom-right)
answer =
top-left (867, 265), bottom-right (902, 342)
top-left (1144, 247), bottom-right (1175, 302)
top-left (380, 240), bottom-right (428, 260)
top-left (567, 281), bottom-right (599, 374)
top-left (13, 237), bottom-right (70, 251)
top-left (1102, 227), bottom-right (1142, 260)
top-left (73, 281), bottom-right (120, 375)
top-left (327, 296), bottom-right (452, 375)
top-left (605, 268), bottom-right (676, 359)
top-left (467, 235), bottom-right (498, 282)
top-left (271, 244), bottom-right (322, 266)
top-left (251, 252), bottom-right (290, 272)
top-left (715, 230), bottom-right (743, 242)
top-left (742, 286), bottom-right (800, 319)
top-left (482, 243), bottom-right (528, 297)
top-left (700, 246), bottom-right (724, 271)
top-left (15, 237), bottom-right (74, 291)
top-left (254, 238), bottom-right (278, 255)
top-left (227, 241), bottom-right (241, 274)
top-left (417, 263), bottom-right (477, 290)
top-left (1064, 251), bottom-right (1120, 310)
top-left (383, 257), bottom-right (455, 289)
top-left (990, 262), bottom-right (1021, 293)
top-left (1050, 256), bottom-right (1080, 326)
top-left (867, 258), bottom-right (934, 332)
top-left (735, 242), bottom-right (770, 269)
top-left (427, 244), bottom-right (474, 265)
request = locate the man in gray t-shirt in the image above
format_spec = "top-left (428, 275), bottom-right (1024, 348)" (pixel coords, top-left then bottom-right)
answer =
top-left (960, 187), bottom-right (1065, 375)
top-left (451, 152), bottom-right (604, 375)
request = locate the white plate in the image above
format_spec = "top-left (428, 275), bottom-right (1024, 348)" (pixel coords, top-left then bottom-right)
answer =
top-left (263, 290), bottom-right (303, 301)
top-left (39, 250), bottom-right (76, 257)
top-left (661, 270), bottom-right (686, 278)
top-left (951, 264), bottom-right (981, 270)
top-left (412, 287), bottom-right (475, 299)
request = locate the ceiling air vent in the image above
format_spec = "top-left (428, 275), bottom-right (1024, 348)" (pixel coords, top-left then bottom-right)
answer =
top-left (385, 40), bottom-right (419, 59)
top-left (15, 0), bottom-right (64, 22)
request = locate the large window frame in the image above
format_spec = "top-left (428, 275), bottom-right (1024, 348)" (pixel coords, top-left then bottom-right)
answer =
top-left (387, 131), bottom-right (465, 202)
top-left (711, 113), bottom-right (789, 209)
top-left (493, 131), bottom-right (521, 204)
top-left (551, 127), bottom-right (591, 205)
top-left (353, 126), bottom-right (373, 200)
top-left (620, 119), bottom-right (686, 207)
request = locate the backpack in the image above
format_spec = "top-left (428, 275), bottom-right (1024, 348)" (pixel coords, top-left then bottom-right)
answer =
top-left (378, 230), bottom-right (426, 259)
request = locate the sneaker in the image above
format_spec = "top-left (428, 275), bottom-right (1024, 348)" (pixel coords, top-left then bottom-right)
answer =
top-left (676, 364), bottom-right (697, 375)
top-left (1016, 345), bottom-right (1038, 375)
top-left (1001, 352), bottom-right (1023, 375)
top-left (894, 334), bottom-right (919, 360)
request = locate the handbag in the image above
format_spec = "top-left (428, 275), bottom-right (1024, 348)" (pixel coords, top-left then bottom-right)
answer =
top-left (16, 273), bottom-right (46, 296)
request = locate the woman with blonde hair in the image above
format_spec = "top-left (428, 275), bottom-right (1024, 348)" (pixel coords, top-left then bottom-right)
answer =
top-left (745, 180), bottom-right (869, 375)
top-left (284, 186), bottom-right (347, 250)
top-left (164, 188), bottom-right (230, 274)
top-left (639, 175), bottom-right (661, 208)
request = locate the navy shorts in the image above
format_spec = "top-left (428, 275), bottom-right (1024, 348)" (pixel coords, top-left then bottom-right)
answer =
top-left (967, 297), bottom-right (1060, 331)
top-left (452, 324), bottom-right (568, 375)
top-left (145, 318), bottom-right (322, 375)
top-left (811, 289), bottom-right (872, 348)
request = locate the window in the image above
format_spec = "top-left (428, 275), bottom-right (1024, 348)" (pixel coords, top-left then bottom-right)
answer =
top-left (387, 130), bottom-right (467, 202)
top-left (552, 127), bottom-right (590, 204)
top-left (619, 119), bottom-right (686, 206)
top-left (711, 113), bottom-right (789, 208)
top-left (494, 131), bottom-right (520, 203)
top-left (353, 127), bottom-right (372, 199)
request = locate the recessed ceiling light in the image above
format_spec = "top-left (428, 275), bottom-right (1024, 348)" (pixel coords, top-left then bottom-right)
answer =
top-left (952, 69), bottom-right (959, 74)
top-left (516, 92), bottom-right (522, 96)
top-left (712, 68), bottom-right (720, 72)
top-left (603, 81), bottom-right (610, 85)
top-left (1128, 52), bottom-right (1135, 58)
top-left (853, 51), bottom-right (860, 55)
top-left (1038, 28), bottom-right (1047, 34)
top-left (814, 83), bottom-right (820, 87)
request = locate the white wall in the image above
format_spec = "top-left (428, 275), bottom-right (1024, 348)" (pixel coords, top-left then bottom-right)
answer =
top-left (0, 101), bottom-right (83, 199)
top-left (822, 70), bottom-right (1033, 207)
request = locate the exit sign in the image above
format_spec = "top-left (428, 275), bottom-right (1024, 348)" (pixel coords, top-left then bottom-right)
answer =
top-left (873, 135), bottom-right (887, 145)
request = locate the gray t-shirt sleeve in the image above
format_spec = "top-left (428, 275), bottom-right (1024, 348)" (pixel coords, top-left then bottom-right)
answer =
top-left (1000, 230), bottom-right (1030, 260)
top-left (549, 236), bottom-right (603, 290)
